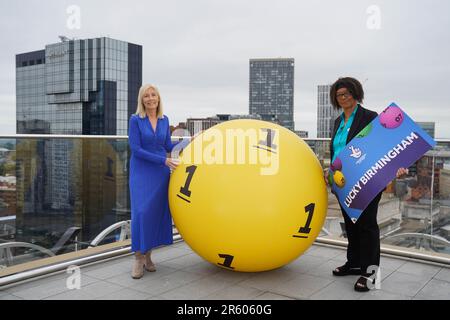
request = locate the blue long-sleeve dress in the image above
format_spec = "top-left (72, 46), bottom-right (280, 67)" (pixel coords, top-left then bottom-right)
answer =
top-left (129, 114), bottom-right (178, 253)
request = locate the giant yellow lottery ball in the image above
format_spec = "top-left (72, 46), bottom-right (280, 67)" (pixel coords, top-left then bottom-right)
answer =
top-left (168, 120), bottom-right (327, 272)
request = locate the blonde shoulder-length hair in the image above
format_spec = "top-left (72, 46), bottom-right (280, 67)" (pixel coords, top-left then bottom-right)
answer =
top-left (135, 84), bottom-right (164, 119)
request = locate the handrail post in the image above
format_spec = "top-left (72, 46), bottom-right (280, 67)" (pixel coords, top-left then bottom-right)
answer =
top-left (6, 248), bottom-right (13, 267)
top-left (119, 221), bottom-right (130, 241)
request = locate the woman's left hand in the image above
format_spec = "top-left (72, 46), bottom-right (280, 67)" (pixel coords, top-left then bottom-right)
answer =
top-left (396, 167), bottom-right (409, 178)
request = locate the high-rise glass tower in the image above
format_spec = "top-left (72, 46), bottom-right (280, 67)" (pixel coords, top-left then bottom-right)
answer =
top-left (16, 37), bottom-right (142, 135)
top-left (249, 58), bottom-right (295, 131)
top-left (317, 84), bottom-right (341, 138)
top-left (14, 37), bottom-right (141, 245)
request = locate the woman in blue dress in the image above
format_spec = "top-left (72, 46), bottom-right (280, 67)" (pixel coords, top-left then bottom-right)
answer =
top-left (129, 84), bottom-right (179, 279)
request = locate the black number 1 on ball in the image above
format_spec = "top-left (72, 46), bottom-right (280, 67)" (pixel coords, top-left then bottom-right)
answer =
top-left (177, 165), bottom-right (197, 203)
top-left (293, 203), bottom-right (315, 238)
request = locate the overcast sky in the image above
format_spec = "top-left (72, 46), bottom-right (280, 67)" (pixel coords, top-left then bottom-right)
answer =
top-left (1, 0), bottom-right (449, 137)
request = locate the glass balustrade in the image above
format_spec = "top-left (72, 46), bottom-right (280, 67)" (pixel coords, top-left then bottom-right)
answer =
top-left (0, 136), bottom-right (131, 272)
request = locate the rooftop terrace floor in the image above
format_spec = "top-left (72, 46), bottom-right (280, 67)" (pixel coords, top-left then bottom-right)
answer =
top-left (1, 241), bottom-right (449, 300)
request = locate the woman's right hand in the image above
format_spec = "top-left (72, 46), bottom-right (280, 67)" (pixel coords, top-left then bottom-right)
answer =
top-left (165, 158), bottom-right (180, 170)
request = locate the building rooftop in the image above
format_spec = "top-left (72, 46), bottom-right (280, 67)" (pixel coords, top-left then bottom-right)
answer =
top-left (1, 241), bottom-right (449, 300)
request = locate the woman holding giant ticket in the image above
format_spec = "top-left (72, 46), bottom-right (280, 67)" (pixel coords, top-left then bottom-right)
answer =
top-left (325, 77), bottom-right (408, 292)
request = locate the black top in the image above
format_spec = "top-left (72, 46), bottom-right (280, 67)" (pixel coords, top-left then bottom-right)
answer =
top-left (330, 105), bottom-right (378, 162)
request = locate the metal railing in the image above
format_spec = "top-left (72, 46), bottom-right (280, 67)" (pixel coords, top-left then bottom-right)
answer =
top-left (0, 221), bottom-right (180, 287)
top-left (0, 242), bottom-right (55, 267)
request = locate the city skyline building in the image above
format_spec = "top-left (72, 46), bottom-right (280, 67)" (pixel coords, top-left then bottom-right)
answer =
top-left (417, 122), bottom-right (435, 139)
top-left (249, 58), bottom-right (295, 131)
top-left (16, 37), bottom-right (142, 135)
top-left (186, 114), bottom-right (262, 136)
top-left (317, 84), bottom-right (340, 138)
top-left (14, 37), bottom-right (140, 246)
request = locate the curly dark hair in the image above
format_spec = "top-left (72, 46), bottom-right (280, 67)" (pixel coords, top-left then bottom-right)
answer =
top-left (329, 77), bottom-right (364, 109)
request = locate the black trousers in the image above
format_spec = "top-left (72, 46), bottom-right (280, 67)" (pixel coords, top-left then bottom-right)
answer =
top-left (339, 192), bottom-right (382, 273)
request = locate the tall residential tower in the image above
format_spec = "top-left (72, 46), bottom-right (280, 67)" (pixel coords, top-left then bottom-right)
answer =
top-left (249, 58), bottom-right (294, 131)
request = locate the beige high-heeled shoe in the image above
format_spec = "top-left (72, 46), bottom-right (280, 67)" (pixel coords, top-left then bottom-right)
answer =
top-left (131, 252), bottom-right (145, 279)
top-left (144, 251), bottom-right (156, 272)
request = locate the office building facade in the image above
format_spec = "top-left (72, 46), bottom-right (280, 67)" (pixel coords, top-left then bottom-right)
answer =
top-left (249, 58), bottom-right (295, 131)
top-left (14, 37), bottom-right (140, 247)
top-left (16, 37), bottom-right (142, 135)
top-left (186, 114), bottom-right (262, 136)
